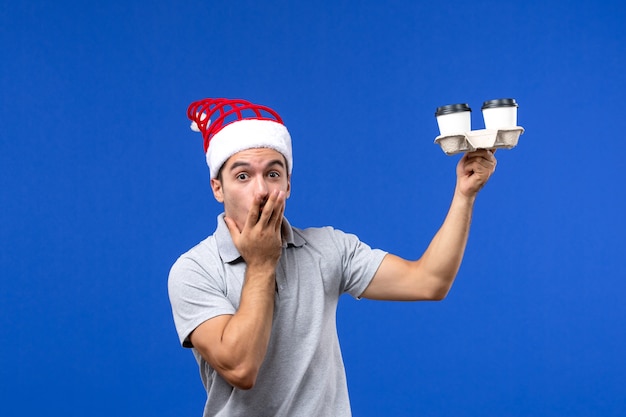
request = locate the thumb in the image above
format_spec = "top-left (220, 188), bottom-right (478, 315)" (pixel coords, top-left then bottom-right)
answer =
top-left (224, 216), bottom-right (241, 238)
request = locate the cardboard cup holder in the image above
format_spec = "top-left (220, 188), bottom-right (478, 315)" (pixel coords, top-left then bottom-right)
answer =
top-left (434, 126), bottom-right (524, 155)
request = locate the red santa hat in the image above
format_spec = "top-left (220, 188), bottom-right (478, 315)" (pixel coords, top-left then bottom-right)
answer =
top-left (187, 98), bottom-right (293, 179)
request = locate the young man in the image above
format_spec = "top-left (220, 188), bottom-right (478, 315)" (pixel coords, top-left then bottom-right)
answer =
top-left (168, 97), bottom-right (497, 416)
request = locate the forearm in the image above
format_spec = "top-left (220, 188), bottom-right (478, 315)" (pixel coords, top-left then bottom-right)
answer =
top-left (419, 189), bottom-right (475, 296)
top-left (221, 268), bottom-right (276, 374)
top-left (362, 150), bottom-right (495, 301)
top-left (362, 189), bottom-right (476, 301)
top-left (190, 263), bottom-right (277, 390)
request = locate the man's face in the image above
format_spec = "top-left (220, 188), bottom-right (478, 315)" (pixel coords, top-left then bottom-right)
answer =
top-left (210, 148), bottom-right (291, 231)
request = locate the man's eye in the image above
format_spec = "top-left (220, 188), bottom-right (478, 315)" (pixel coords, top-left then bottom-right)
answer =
top-left (268, 171), bottom-right (280, 178)
top-left (237, 173), bottom-right (248, 180)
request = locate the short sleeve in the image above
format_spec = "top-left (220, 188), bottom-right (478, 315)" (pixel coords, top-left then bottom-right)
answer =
top-left (168, 254), bottom-right (236, 348)
top-left (330, 228), bottom-right (387, 299)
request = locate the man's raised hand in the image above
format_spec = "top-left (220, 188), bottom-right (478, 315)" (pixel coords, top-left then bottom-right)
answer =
top-left (225, 190), bottom-right (286, 269)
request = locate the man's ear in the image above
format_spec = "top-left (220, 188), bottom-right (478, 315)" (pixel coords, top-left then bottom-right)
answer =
top-left (210, 178), bottom-right (224, 203)
top-left (285, 175), bottom-right (291, 199)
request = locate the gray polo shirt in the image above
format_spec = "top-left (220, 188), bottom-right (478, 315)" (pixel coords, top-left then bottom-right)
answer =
top-left (168, 214), bottom-right (387, 417)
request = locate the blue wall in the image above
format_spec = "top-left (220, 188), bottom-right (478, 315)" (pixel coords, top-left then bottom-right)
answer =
top-left (2, 1), bottom-right (625, 415)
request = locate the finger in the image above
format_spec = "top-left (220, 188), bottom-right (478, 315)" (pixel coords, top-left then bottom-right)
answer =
top-left (464, 162), bottom-right (491, 177)
top-left (256, 189), bottom-right (284, 228)
top-left (489, 150), bottom-right (497, 171)
top-left (465, 151), bottom-right (496, 169)
top-left (266, 190), bottom-right (286, 229)
top-left (246, 193), bottom-right (265, 228)
top-left (271, 191), bottom-right (286, 233)
top-left (224, 216), bottom-right (241, 239)
top-left (470, 157), bottom-right (495, 170)
top-left (465, 149), bottom-right (494, 160)
top-left (257, 189), bottom-right (278, 226)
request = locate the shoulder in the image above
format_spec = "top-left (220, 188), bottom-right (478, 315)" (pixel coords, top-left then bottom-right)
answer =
top-left (291, 225), bottom-right (374, 258)
top-left (172, 234), bottom-right (217, 265)
top-left (293, 224), bottom-right (356, 242)
top-left (168, 235), bottom-right (221, 285)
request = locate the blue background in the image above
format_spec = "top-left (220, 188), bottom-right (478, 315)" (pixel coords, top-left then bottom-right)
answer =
top-left (2, 1), bottom-right (625, 416)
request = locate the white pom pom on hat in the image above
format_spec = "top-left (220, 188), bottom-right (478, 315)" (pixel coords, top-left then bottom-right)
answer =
top-left (187, 98), bottom-right (292, 179)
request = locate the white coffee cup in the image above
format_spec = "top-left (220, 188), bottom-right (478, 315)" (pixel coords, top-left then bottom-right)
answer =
top-left (481, 98), bottom-right (518, 129)
top-left (435, 103), bottom-right (472, 136)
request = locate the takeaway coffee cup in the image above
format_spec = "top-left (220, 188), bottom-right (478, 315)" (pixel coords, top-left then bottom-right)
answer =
top-left (435, 103), bottom-right (472, 136)
top-left (481, 98), bottom-right (518, 129)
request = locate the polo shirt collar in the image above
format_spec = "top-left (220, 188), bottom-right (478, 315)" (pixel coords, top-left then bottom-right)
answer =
top-left (214, 213), bottom-right (306, 263)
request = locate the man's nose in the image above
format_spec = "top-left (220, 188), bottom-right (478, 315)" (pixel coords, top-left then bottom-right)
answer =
top-left (254, 176), bottom-right (269, 196)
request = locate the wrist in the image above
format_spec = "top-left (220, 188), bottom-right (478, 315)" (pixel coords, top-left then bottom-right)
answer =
top-left (245, 261), bottom-right (278, 281)
top-left (453, 187), bottom-right (477, 207)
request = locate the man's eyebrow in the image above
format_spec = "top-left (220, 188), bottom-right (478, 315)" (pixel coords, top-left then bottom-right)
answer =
top-left (265, 159), bottom-right (286, 169)
top-left (227, 159), bottom-right (286, 172)
top-left (228, 161), bottom-right (251, 171)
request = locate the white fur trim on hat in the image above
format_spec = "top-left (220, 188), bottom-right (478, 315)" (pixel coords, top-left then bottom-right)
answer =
top-left (206, 119), bottom-right (293, 179)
